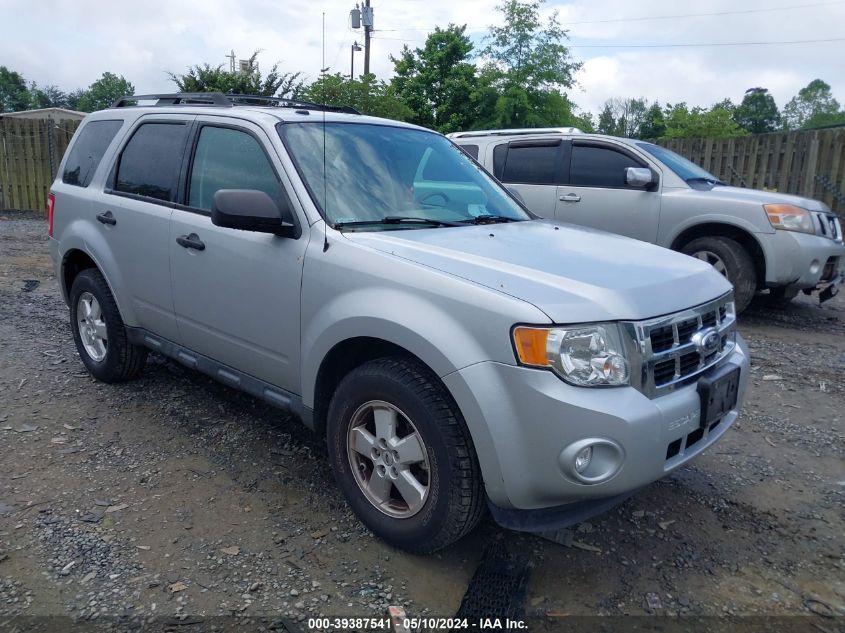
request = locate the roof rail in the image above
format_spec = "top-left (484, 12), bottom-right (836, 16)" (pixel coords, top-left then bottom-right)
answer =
top-left (111, 92), bottom-right (360, 114)
top-left (446, 127), bottom-right (582, 139)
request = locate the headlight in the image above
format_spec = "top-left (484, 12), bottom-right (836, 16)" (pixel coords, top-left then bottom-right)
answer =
top-left (512, 323), bottom-right (630, 386)
top-left (764, 204), bottom-right (815, 234)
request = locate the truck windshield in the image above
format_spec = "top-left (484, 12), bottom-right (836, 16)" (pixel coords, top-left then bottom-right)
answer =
top-left (278, 122), bottom-right (531, 229)
top-left (637, 142), bottom-right (724, 185)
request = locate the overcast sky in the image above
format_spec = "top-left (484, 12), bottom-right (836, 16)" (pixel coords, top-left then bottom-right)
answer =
top-left (2, 0), bottom-right (844, 117)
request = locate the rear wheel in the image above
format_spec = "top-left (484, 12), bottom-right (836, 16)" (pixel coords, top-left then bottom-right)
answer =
top-left (682, 236), bottom-right (756, 313)
top-left (69, 269), bottom-right (147, 383)
top-left (326, 357), bottom-right (485, 553)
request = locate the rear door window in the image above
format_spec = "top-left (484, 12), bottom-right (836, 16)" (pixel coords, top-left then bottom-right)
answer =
top-left (187, 125), bottom-right (285, 211)
top-left (62, 120), bottom-right (123, 187)
top-left (499, 141), bottom-right (562, 185)
top-left (570, 144), bottom-right (645, 188)
top-left (114, 122), bottom-right (189, 202)
top-left (459, 144), bottom-right (479, 160)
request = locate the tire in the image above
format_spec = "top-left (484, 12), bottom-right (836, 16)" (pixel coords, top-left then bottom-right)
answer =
top-left (682, 236), bottom-right (756, 313)
top-left (69, 268), bottom-right (147, 383)
top-left (326, 357), bottom-right (485, 553)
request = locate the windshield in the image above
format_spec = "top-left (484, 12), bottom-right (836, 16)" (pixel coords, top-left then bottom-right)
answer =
top-left (637, 142), bottom-right (721, 184)
top-left (278, 122), bottom-right (531, 229)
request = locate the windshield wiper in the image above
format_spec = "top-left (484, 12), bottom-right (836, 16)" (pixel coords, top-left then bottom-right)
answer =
top-left (686, 177), bottom-right (728, 186)
top-left (457, 215), bottom-right (518, 225)
top-left (333, 216), bottom-right (463, 229)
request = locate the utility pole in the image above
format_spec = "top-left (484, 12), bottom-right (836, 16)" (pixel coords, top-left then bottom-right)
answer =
top-left (350, 3), bottom-right (374, 76)
top-left (362, 0), bottom-right (373, 76)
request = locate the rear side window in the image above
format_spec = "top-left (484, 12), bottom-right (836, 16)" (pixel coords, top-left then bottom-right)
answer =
top-left (459, 144), bottom-right (479, 160)
top-left (114, 122), bottom-right (189, 202)
top-left (62, 120), bottom-right (122, 187)
top-left (500, 143), bottom-right (560, 185)
top-left (188, 126), bottom-right (284, 211)
top-left (570, 144), bottom-right (644, 188)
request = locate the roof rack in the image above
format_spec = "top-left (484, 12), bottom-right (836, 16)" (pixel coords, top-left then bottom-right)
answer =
top-left (446, 127), bottom-right (582, 139)
top-left (111, 92), bottom-right (360, 114)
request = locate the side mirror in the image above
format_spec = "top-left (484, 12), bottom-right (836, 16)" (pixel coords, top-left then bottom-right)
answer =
top-left (625, 167), bottom-right (657, 189)
top-left (211, 189), bottom-right (298, 237)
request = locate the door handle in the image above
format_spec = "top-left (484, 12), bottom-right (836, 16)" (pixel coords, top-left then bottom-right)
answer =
top-left (96, 211), bottom-right (117, 225)
top-left (176, 233), bottom-right (205, 251)
top-left (559, 193), bottom-right (581, 203)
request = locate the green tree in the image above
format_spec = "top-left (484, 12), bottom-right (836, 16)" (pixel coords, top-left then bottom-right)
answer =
top-left (390, 25), bottom-right (478, 133)
top-left (733, 88), bottom-right (779, 133)
top-left (76, 72), bottom-right (135, 112)
top-left (0, 66), bottom-right (31, 112)
top-left (782, 79), bottom-right (844, 129)
top-left (476, 0), bottom-right (582, 128)
top-left (299, 73), bottom-right (412, 121)
top-left (663, 101), bottom-right (746, 138)
top-left (168, 52), bottom-right (303, 98)
top-left (28, 83), bottom-right (68, 109)
top-left (639, 102), bottom-right (666, 138)
top-left (596, 102), bottom-right (620, 135)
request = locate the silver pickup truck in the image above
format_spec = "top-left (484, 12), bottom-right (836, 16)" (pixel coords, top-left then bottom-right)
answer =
top-left (450, 128), bottom-right (845, 313)
top-left (49, 94), bottom-right (748, 552)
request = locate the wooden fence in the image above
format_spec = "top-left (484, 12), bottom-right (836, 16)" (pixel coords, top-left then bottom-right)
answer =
top-left (658, 127), bottom-right (845, 214)
top-left (0, 118), bottom-right (80, 212)
top-left (0, 118), bottom-right (843, 215)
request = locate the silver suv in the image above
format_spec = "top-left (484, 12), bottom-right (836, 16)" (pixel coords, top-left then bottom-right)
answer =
top-left (49, 94), bottom-right (749, 552)
top-left (450, 128), bottom-right (845, 312)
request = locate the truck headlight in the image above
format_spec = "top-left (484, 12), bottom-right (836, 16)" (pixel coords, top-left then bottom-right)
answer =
top-left (512, 323), bottom-right (630, 386)
top-left (764, 204), bottom-right (815, 234)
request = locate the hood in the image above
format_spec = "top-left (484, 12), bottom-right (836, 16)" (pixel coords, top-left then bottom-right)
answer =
top-left (343, 220), bottom-right (732, 323)
top-left (699, 185), bottom-right (828, 212)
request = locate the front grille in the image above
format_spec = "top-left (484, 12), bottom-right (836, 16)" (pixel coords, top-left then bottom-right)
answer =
top-left (815, 212), bottom-right (843, 242)
top-left (624, 293), bottom-right (737, 398)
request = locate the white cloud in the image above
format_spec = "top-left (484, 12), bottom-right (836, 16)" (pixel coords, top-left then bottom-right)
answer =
top-left (2, 0), bottom-right (843, 117)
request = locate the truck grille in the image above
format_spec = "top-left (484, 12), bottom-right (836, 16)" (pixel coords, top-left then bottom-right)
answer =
top-left (815, 212), bottom-right (843, 242)
top-left (623, 293), bottom-right (737, 398)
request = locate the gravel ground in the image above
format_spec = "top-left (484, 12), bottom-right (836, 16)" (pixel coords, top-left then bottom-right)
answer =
top-left (0, 215), bottom-right (843, 630)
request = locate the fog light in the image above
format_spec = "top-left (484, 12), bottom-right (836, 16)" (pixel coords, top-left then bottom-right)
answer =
top-left (559, 438), bottom-right (625, 484)
top-left (810, 259), bottom-right (821, 275)
top-left (574, 446), bottom-right (592, 473)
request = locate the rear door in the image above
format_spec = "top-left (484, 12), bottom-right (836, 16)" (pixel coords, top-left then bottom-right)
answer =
top-left (555, 141), bottom-right (661, 242)
top-left (169, 117), bottom-right (307, 391)
top-left (100, 114), bottom-right (194, 340)
top-left (492, 139), bottom-right (566, 218)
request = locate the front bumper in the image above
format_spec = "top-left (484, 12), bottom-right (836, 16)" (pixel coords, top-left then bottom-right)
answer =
top-left (761, 230), bottom-right (845, 290)
top-left (443, 333), bottom-right (749, 511)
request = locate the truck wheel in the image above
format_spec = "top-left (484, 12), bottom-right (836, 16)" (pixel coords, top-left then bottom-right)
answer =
top-left (682, 237), bottom-right (756, 313)
top-left (326, 357), bottom-right (485, 553)
top-left (69, 269), bottom-right (147, 383)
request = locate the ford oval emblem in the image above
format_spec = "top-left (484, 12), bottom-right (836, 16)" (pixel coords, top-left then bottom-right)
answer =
top-left (692, 327), bottom-right (720, 354)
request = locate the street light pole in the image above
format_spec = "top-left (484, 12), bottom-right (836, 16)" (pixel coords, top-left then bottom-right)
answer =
top-left (350, 41), bottom-right (362, 80)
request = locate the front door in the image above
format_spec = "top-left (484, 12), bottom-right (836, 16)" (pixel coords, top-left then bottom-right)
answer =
top-left (169, 118), bottom-right (307, 392)
top-left (555, 141), bottom-right (661, 243)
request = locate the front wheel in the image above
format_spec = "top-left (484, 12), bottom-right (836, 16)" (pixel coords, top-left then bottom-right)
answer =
top-left (682, 236), bottom-right (756, 313)
top-left (326, 357), bottom-right (485, 553)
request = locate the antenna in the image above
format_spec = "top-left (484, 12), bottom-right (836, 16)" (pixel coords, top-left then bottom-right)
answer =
top-left (322, 12), bottom-right (330, 252)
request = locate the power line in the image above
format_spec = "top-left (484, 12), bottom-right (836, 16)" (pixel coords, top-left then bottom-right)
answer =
top-left (564, 0), bottom-right (845, 25)
top-left (567, 37), bottom-right (845, 48)
top-left (376, 0), bottom-right (845, 32)
top-left (371, 35), bottom-right (845, 48)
